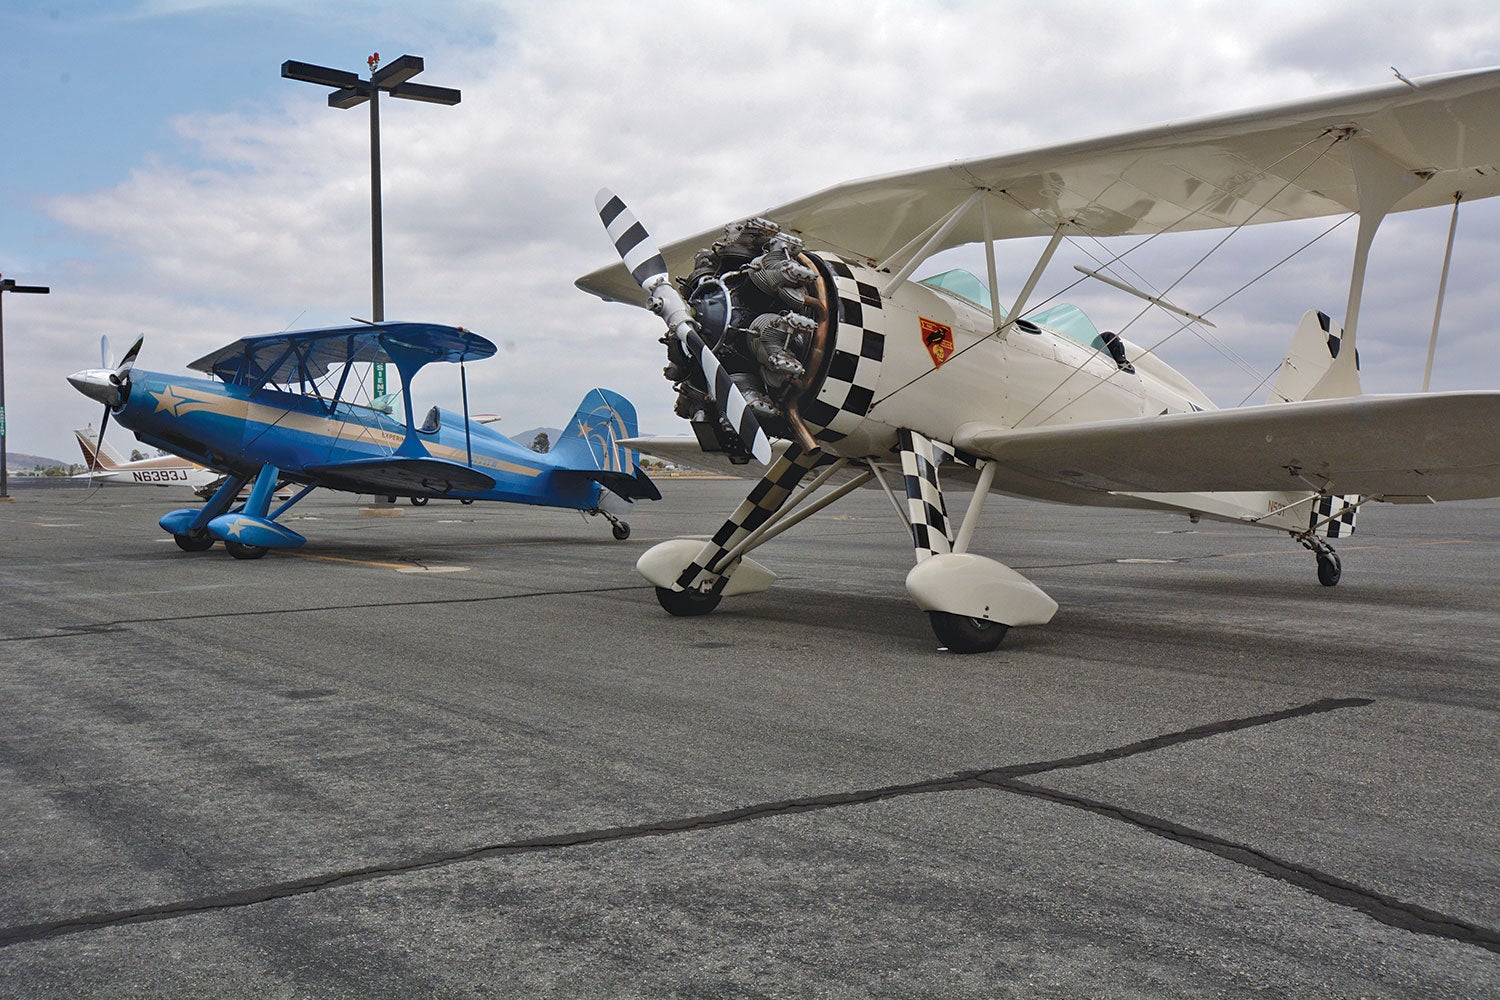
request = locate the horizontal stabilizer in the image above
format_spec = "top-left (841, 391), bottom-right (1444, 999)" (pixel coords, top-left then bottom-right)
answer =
top-left (956, 391), bottom-right (1500, 502)
top-left (555, 467), bottom-right (662, 502)
top-left (300, 457), bottom-right (496, 496)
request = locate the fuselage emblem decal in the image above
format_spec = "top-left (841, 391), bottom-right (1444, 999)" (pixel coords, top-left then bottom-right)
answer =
top-left (920, 317), bottom-right (954, 369)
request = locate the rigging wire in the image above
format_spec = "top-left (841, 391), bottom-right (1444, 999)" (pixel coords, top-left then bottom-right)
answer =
top-left (1014, 133), bottom-right (1350, 427)
top-left (867, 130), bottom-right (1343, 415)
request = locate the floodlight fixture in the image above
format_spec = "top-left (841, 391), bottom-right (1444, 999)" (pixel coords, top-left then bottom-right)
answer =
top-left (280, 53), bottom-right (461, 323)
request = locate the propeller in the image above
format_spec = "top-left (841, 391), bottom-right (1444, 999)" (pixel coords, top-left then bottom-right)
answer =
top-left (594, 189), bottom-right (772, 465)
top-left (68, 335), bottom-right (145, 469)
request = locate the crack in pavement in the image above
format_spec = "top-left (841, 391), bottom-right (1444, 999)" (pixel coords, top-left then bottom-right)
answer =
top-left (0, 586), bottom-right (648, 643)
top-left (3, 695), bottom-right (1495, 956)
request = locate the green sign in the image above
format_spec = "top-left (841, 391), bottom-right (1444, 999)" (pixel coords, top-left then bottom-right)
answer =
top-left (373, 362), bottom-right (387, 397)
top-left (0, 405), bottom-right (6, 437)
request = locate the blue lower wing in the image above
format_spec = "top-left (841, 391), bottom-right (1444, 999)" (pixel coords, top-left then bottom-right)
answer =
top-left (300, 457), bottom-right (496, 495)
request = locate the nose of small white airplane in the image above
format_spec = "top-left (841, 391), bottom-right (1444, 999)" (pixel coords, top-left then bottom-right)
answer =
top-left (67, 369), bottom-right (122, 408)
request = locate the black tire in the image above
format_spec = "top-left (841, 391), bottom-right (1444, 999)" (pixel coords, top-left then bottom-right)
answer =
top-left (460, 498), bottom-right (474, 505)
top-left (1317, 552), bottom-right (1341, 587)
top-left (410, 496), bottom-right (429, 506)
top-left (225, 540), bottom-right (269, 561)
top-left (173, 533), bottom-right (215, 552)
top-left (929, 611), bottom-right (1009, 653)
top-left (612, 522), bottom-right (631, 541)
top-left (655, 586), bottom-right (721, 617)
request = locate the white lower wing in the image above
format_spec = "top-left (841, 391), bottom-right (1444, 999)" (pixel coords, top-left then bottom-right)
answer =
top-left (956, 392), bottom-right (1500, 502)
top-left (620, 437), bottom-right (793, 478)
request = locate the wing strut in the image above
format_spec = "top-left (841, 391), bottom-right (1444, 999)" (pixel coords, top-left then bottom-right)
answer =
top-left (880, 189), bottom-right (985, 297)
top-left (998, 225), bottom-right (1066, 338)
top-left (1312, 137), bottom-right (1429, 399)
top-left (1422, 192), bottom-right (1463, 392)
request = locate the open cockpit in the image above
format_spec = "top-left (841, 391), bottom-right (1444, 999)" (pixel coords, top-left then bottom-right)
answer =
top-left (918, 268), bottom-right (1135, 372)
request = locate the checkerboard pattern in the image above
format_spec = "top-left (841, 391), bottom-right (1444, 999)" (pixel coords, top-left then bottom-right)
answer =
top-left (674, 442), bottom-right (825, 593)
top-left (1311, 493), bottom-right (1359, 538)
top-left (899, 429), bottom-right (953, 562)
top-left (799, 256), bottom-right (887, 444)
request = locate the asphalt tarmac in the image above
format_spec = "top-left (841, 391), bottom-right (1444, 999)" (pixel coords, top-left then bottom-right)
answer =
top-left (1, 477), bottom-right (1497, 998)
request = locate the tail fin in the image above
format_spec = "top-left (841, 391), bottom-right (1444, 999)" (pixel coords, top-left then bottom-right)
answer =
top-left (74, 427), bottom-right (127, 470)
top-left (1267, 309), bottom-right (1362, 403)
top-left (550, 389), bottom-right (660, 501)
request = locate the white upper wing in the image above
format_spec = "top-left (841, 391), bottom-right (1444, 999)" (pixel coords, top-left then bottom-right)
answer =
top-left (955, 392), bottom-right (1500, 502)
top-left (579, 67), bottom-right (1500, 305)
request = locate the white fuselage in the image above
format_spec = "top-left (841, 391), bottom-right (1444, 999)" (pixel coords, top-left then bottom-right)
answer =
top-left (808, 265), bottom-right (1309, 532)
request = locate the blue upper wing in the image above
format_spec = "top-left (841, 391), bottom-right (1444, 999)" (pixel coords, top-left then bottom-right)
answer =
top-left (187, 322), bottom-right (498, 384)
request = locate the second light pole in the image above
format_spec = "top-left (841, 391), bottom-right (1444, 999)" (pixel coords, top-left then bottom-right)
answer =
top-left (281, 53), bottom-right (461, 329)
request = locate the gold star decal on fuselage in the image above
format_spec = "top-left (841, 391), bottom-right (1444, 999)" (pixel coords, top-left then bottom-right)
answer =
top-left (152, 386), bottom-right (191, 416)
top-left (149, 385), bottom-right (234, 419)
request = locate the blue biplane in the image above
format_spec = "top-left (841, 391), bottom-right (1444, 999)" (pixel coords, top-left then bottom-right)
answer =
top-left (67, 321), bottom-right (659, 558)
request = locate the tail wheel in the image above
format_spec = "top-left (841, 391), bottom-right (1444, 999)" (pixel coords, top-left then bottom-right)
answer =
top-left (655, 586), bottom-right (721, 617)
top-left (410, 496), bottom-right (429, 507)
top-left (929, 612), bottom-right (1009, 654)
top-left (612, 522), bottom-right (631, 541)
top-left (173, 533), bottom-right (215, 552)
top-left (1317, 552), bottom-right (1342, 587)
top-left (225, 540), bottom-right (269, 561)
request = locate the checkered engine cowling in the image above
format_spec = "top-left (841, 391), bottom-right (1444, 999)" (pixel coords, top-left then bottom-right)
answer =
top-left (796, 255), bottom-right (888, 446)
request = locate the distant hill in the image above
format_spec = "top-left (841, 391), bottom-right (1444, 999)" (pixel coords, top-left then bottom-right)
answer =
top-left (5, 451), bottom-right (72, 472)
top-left (510, 427), bottom-right (561, 453)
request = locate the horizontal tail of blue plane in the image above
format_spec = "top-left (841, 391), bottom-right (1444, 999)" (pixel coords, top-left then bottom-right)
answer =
top-left (549, 388), bottom-right (661, 502)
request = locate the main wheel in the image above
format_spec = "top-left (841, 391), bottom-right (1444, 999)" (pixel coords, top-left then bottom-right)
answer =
top-left (929, 612), bottom-right (1009, 653)
top-left (410, 496), bottom-right (429, 506)
top-left (225, 540), bottom-right (269, 561)
top-left (1317, 551), bottom-right (1341, 587)
top-left (612, 521), bottom-right (631, 541)
top-left (460, 498), bottom-right (475, 505)
top-left (173, 533), bottom-right (215, 552)
top-left (655, 586), bottom-right (721, 617)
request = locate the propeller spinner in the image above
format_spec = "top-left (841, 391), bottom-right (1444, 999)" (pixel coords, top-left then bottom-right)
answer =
top-left (67, 335), bottom-right (144, 464)
top-left (594, 189), bottom-right (772, 465)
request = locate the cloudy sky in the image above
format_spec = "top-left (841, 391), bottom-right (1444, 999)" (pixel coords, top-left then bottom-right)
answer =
top-left (4, 0), bottom-right (1500, 464)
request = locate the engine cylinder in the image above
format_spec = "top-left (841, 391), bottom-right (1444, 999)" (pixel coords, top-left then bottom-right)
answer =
top-left (667, 218), bottom-right (891, 457)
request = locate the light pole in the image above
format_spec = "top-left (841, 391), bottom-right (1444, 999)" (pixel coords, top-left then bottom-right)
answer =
top-left (281, 53), bottom-right (461, 397)
top-left (0, 275), bottom-right (51, 500)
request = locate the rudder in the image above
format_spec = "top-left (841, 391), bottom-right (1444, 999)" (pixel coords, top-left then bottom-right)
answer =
top-left (549, 389), bottom-right (660, 502)
top-left (1268, 309), bottom-right (1361, 404)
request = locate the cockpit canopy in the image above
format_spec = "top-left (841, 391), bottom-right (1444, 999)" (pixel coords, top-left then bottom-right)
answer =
top-left (918, 269), bottom-right (1108, 353)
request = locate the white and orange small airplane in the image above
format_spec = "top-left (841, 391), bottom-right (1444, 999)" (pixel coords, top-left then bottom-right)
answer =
top-left (74, 425), bottom-right (223, 497)
top-left (582, 67), bottom-right (1500, 652)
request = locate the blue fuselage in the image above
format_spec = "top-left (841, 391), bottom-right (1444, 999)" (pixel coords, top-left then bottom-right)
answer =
top-left (113, 370), bottom-right (601, 508)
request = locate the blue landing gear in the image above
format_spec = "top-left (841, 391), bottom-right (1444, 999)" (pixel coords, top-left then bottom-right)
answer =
top-left (225, 540), bottom-right (269, 560)
top-left (173, 532), bottom-right (215, 552)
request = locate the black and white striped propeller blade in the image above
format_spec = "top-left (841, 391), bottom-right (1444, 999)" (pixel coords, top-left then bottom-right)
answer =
top-left (595, 188), bottom-right (772, 465)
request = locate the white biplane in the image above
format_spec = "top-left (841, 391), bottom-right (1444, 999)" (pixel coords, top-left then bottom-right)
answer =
top-left (579, 67), bottom-right (1500, 652)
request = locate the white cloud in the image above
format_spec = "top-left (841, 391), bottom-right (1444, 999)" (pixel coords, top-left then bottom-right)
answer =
top-left (12, 0), bottom-right (1500, 465)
